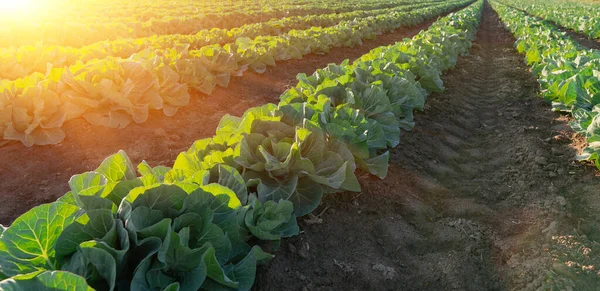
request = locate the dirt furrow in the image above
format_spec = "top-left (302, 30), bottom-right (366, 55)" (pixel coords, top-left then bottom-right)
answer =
top-left (256, 3), bottom-right (600, 290)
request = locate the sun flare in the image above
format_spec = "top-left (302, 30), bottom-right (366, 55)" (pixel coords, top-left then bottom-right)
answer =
top-left (0, 0), bottom-right (47, 21)
top-left (0, 0), bottom-right (33, 12)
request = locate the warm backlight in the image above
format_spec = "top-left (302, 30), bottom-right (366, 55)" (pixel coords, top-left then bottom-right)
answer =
top-left (0, 0), bottom-right (33, 12)
top-left (0, 0), bottom-right (46, 21)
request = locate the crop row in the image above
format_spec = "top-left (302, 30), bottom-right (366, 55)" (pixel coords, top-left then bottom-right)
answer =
top-left (26, 0), bottom-right (410, 23)
top-left (0, 0), bottom-right (432, 48)
top-left (499, 0), bottom-right (600, 40)
top-left (0, 1), bottom-right (483, 290)
top-left (43, 0), bottom-right (421, 25)
top-left (37, 1), bottom-right (294, 23)
top-left (491, 2), bottom-right (600, 172)
top-left (0, 0), bottom-right (447, 81)
top-left (0, 0), bottom-right (473, 147)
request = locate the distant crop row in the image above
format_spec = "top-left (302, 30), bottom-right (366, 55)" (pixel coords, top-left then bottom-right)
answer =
top-left (26, 0), bottom-right (415, 24)
top-left (68, 0), bottom-right (429, 23)
top-left (0, 0), bottom-right (472, 147)
top-left (0, 0), bottom-right (439, 48)
top-left (499, 0), bottom-right (600, 40)
top-left (0, 2), bottom-right (483, 290)
top-left (0, 0), bottom-right (447, 81)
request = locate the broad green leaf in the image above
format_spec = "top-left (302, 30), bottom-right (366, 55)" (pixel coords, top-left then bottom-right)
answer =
top-left (184, 189), bottom-right (234, 224)
top-left (138, 161), bottom-right (172, 183)
top-left (147, 262), bottom-right (206, 291)
top-left (125, 184), bottom-right (188, 218)
top-left (173, 152), bottom-right (202, 175)
top-left (56, 192), bottom-right (78, 206)
top-left (68, 172), bottom-right (107, 197)
top-left (308, 155), bottom-right (349, 189)
top-left (165, 232), bottom-right (210, 272)
top-left (252, 246), bottom-right (274, 266)
top-left (257, 176), bottom-right (298, 203)
top-left (357, 151), bottom-right (390, 179)
top-left (0, 270), bottom-right (93, 291)
top-left (558, 78), bottom-right (579, 106)
top-left (217, 165), bottom-right (248, 205)
top-left (0, 202), bottom-right (82, 276)
top-left (339, 163), bottom-right (361, 192)
top-left (203, 248), bottom-right (238, 289)
top-left (231, 246), bottom-right (259, 291)
top-left (197, 223), bottom-right (232, 265)
top-left (61, 242), bottom-right (116, 291)
top-left (190, 170), bottom-right (210, 186)
top-left (162, 282), bottom-right (180, 291)
top-left (164, 169), bottom-right (192, 183)
top-left (95, 151), bottom-right (137, 182)
top-left (244, 198), bottom-right (298, 241)
top-left (371, 112), bottom-right (401, 148)
top-left (102, 179), bottom-right (144, 206)
top-left (526, 46), bottom-right (542, 64)
top-left (55, 209), bottom-right (109, 250)
top-left (296, 127), bottom-right (324, 165)
top-left (200, 184), bottom-right (242, 210)
top-left (234, 133), bottom-right (267, 172)
top-left (138, 218), bottom-right (172, 263)
top-left (127, 207), bottom-right (165, 235)
top-left (291, 177), bottom-right (324, 216)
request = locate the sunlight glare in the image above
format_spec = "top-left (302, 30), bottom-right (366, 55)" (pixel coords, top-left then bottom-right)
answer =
top-left (0, 0), bottom-right (33, 13)
top-left (0, 0), bottom-right (46, 21)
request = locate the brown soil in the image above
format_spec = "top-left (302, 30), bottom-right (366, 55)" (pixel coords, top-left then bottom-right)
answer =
top-left (2, 2), bottom-right (600, 290)
top-left (0, 18), bottom-right (442, 225)
top-left (255, 3), bottom-right (600, 291)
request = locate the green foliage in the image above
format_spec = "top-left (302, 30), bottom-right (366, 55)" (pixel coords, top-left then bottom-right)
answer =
top-left (0, 271), bottom-right (94, 291)
top-left (501, 0), bottom-right (600, 41)
top-left (0, 0), bottom-right (472, 146)
top-left (240, 195), bottom-right (299, 241)
top-left (0, 151), bottom-right (297, 291)
top-left (492, 1), bottom-right (600, 170)
top-left (0, 1), bottom-right (484, 289)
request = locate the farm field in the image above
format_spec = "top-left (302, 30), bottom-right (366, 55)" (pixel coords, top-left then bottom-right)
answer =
top-left (1, 0), bottom-right (600, 290)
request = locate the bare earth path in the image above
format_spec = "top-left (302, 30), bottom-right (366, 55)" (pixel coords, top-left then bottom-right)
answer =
top-left (256, 3), bottom-right (600, 290)
top-left (2, 3), bottom-right (599, 289)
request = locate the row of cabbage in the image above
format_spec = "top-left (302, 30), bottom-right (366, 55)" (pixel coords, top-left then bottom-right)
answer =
top-left (34, 1), bottom-right (279, 24)
top-left (0, 2), bottom-right (483, 290)
top-left (35, 0), bottom-right (419, 24)
top-left (122, 0), bottom-right (423, 21)
top-left (0, 0), bottom-right (425, 48)
top-left (490, 2), bottom-right (600, 170)
top-left (43, 1), bottom-right (321, 23)
top-left (498, 0), bottom-right (600, 40)
top-left (0, 0), bottom-right (448, 81)
top-left (0, 0), bottom-right (473, 147)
